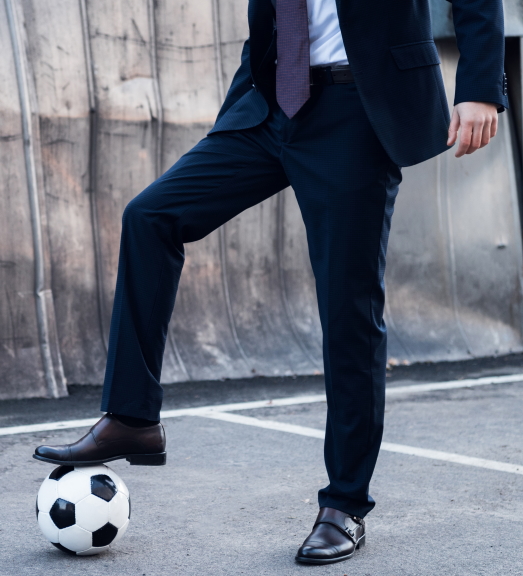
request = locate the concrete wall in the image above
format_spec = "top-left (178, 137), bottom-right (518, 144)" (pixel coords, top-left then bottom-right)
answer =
top-left (1, 0), bottom-right (522, 399)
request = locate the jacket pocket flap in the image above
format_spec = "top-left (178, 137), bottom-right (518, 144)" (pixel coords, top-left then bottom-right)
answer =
top-left (390, 41), bottom-right (440, 70)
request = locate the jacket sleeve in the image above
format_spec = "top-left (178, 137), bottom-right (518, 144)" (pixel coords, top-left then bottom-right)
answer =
top-left (447, 0), bottom-right (508, 111)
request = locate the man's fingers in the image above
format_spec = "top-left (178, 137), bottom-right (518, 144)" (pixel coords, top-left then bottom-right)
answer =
top-left (465, 121), bottom-right (484, 154)
top-left (455, 122), bottom-right (472, 157)
top-left (479, 121), bottom-right (492, 149)
top-left (447, 109), bottom-right (460, 146)
top-left (490, 115), bottom-right (498, 138)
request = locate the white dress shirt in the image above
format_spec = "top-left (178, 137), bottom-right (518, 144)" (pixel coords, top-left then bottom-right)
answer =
top-left (307, 0), bottom-right (349, 66)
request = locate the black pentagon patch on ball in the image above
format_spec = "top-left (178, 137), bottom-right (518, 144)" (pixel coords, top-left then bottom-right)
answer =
top-left (92, 523), bottom-right (118, 547)
top-left (49, 498), bottom-right (75, 529)
top-left (91, 474), bottom-right (117, 502)
top-left (128, 495), bottom-right (131, 519)
top-left (49, 465), bottom-right (75, 481)
top-left (52, 542), bottom-right (76, 555)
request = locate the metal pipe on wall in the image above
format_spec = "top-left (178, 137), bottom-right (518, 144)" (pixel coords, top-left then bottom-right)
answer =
top-left (4, 0), bottom-right (67, 398)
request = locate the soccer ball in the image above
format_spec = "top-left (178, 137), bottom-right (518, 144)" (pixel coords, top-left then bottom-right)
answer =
top-left (36, 464), bottom-right (130, 555)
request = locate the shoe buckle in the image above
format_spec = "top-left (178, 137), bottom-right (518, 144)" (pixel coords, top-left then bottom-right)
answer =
top-left (344, 526), bottom-right (356, 543)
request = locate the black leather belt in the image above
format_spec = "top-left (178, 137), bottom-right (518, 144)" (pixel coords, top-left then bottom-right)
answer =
top-left (310, 64), bottom-right (354, 85)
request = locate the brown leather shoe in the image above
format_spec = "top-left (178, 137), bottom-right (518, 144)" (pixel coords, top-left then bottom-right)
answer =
top-left (295, 507), bottom-right (366, 564)
top-left (33, 414), bottom-right (166, 466)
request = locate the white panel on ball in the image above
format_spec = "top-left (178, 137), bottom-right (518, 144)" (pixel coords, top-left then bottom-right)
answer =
top-left (37, 479), bottom-right (59, 513)
top-left (59, 524), bottom-right (92, 553)
top-left (75, 494), bottom-right (111, 532)
top-left (108, 492), bottom-right (130, 529)
top-left (37, 512), bottom-right (59, 543)
top-left (112, 519), bottom-right (130, 544)
top-left (57, 471), bottom-right (92, 503)
top-left (74, 464), bottom-right (109, 476)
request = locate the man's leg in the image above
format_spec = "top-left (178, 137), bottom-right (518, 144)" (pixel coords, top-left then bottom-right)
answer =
top-left (34, 117), bottom-right (289, 465)
top-left (100, 124), bottom-right (288, 421)
top-left (282, 82), bottom-right (401, 563)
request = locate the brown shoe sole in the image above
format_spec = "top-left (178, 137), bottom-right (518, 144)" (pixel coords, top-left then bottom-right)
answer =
top-left (294, 534), bottom-right (365, 565)
top-left (32, 452), bottom-right (166, 466)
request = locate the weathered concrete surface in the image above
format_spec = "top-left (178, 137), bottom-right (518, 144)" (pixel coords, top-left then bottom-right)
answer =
top-left (1, 0), bottom-right (523, 399)
top-left (1, 360), bottom-right (523, 575)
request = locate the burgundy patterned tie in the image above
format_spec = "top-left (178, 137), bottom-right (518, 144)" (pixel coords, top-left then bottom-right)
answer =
top-left (276, 0), bottom-right (311, 119)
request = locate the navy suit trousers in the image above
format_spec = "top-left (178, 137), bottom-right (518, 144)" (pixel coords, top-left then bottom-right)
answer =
top-left (101, 82), bottom-right (402, 518)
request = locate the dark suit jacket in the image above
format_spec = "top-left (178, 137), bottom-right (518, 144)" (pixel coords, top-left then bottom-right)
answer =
top-left (208, 0), bottom-right (508, 167)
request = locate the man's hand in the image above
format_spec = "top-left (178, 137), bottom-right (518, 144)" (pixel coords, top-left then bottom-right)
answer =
top-left (447, 102), bottom-right (498, 158)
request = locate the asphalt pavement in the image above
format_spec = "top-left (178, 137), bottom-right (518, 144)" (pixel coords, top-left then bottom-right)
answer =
top-left (1, 355), bottom-right (523, 576)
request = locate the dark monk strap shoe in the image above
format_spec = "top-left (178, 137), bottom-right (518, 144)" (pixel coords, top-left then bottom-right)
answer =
top-left (33, 414), bottom-right (166, 466)
top-left (295, 507), bottom-right (366, 565)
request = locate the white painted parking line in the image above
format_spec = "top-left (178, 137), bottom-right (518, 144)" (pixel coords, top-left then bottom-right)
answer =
top-left (1, 373), bottom-right (522, 437)
top-left (386, 373), bottom-right (523, 396)
top-left (161, 394), bottom-right (327, 418)
top-left (0, 418), bottom-right (100, 437)
top-left (198, 411), bottom-right (523, 476)
top-left (200, 410), bottom-right (326, 438)
top-left (379, 442), bottom-right (523, 475)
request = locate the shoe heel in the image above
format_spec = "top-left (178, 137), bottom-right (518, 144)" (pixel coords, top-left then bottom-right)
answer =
top-left (356, 535), bottom-right (366, 549)
top-left (126, 452), bottom-right (166, 466)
